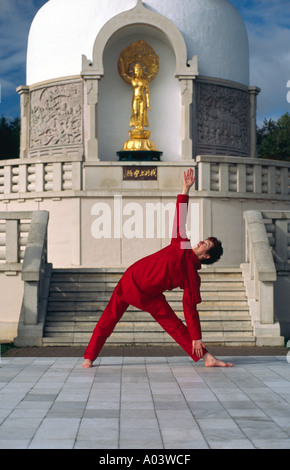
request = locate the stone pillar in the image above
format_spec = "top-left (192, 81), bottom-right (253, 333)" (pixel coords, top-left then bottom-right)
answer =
top-left (16, 86), bottom-right (30, 159)
top-left (180, 79), bottom-right (193, 160)
top-left (82, 69), bottom-right (101, 161)
top-left (249, 86), bottom-right (261, 158)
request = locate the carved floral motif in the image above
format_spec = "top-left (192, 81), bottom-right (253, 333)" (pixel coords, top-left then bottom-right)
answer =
top-left (30, 82), bottom-right (82, 149)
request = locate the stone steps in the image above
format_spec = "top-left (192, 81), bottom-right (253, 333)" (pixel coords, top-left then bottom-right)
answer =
top-left (42, 267), bottom-right (256, 347)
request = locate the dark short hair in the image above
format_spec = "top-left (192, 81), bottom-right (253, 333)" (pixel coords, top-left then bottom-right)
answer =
top-left (201, 237), bottom-right (223, 265)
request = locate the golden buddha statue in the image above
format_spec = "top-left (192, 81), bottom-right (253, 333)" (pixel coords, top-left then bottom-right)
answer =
top-left (118, 40), bottom-right (159, 152)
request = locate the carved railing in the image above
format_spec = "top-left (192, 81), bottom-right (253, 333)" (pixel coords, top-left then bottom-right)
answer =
top-left (197, 155), bottom-right (290, 198)
top-left (1, 155), bottom-right (289, 200)
top-left (0, 156), bottom-right (82, 196)
top-left (244, 210), bottom-right (277, 324)
top-left (262, 211), bottom-right (290, 272)
top-left (242, 210), bottom-right (284, 346)
top-left (21, 211), bottom-right (49, 323)
top-left (0, 212), bottom-right (32, 270)
top-left (14, 211), bottom-right (52, 346)
top-left (0, 210), bottom-right (51, 346)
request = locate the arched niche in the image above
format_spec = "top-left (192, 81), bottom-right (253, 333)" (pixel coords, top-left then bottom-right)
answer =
top-left (81, 0), bottom-right (198, 161)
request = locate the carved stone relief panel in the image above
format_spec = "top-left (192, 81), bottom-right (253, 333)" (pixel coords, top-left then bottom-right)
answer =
top-left (29, 81), bottom-right (83, 150)
top-left (195, 82), bottom-right (249, 156)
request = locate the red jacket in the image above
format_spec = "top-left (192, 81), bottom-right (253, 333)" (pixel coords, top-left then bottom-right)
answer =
top-left (126, 194), bottom-right (202, 341)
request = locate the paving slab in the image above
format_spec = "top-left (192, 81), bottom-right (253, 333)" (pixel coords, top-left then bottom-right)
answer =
top-left (0, 355), bottom-right (290, 449)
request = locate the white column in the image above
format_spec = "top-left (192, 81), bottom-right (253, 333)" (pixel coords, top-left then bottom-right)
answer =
top-left (17, 86), bottom-right (30, 159)
top-left (83, 74), bottom-right (101, 161)
top-left (179, 79), bottom-right (194, 160)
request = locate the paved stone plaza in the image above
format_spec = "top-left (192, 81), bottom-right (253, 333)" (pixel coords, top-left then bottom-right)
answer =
top-left (1, 354), bottom-right (290, 449)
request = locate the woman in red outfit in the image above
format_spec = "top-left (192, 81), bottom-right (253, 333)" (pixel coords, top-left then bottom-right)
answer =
top-left (83, 169), bottom-right (233, 368)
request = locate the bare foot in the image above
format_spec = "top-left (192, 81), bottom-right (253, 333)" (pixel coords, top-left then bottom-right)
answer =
top-left (203, 352), bottom-right (233, 368)
top-left (82, 359), bottom-right (93, 368)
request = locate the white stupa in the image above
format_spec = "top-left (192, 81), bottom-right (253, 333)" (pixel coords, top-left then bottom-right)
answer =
top-left (27, 0), bottom-right (249, 86)
top-left (19, 0), bottom-right (255, 162)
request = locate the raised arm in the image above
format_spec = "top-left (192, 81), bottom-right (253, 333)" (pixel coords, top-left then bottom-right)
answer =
top-left (171, 169), bottom-right (196, 242)
top-left (118, 56), bottom-right (132, 85)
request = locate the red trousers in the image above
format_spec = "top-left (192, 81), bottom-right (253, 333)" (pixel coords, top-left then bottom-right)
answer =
top-left (84, 279), bottom-right (207, 362)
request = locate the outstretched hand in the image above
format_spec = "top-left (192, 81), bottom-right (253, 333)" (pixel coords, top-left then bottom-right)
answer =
top-left (182, 169), bottom-right (196, 195)
top-left (192, 339), bottom-right (205, 359)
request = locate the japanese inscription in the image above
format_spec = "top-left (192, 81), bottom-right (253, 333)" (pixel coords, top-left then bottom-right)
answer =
top-left (123, 166), bottom-right (158, 180)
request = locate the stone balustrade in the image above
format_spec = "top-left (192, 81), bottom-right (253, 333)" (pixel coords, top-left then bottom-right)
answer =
top-left (0, 155), bottom-right (289, 201)
top-left (0, 212), bottom-right (32, 269)
top-left (262, 211), bottom-right (290, 271)
top-left (14, 211), bottom-right (52, 346)
top-left (244, 210), bottom-right (277, 321)
top-left (0, 156), bottom-right (83, 197)
top-left (197, 155), bottom-right (290, 198)
top-left (0, 210), bottom-right (51, 344)
top-left (242, 210), bottom-right (284, 345)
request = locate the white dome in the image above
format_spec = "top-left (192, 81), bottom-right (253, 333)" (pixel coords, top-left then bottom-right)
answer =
top-left (27, 0), bottom-right (249, 86)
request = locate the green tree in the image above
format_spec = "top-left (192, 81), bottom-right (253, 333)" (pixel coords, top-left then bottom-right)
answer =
top-left (257, 113), bottom-right (290, 161)
top-left (0, 116), bottom-right (20, 160)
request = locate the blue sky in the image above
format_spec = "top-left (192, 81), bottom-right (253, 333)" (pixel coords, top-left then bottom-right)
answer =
top-left (230, 0), bottom-right (290, 125)
top-left (0, 0), bottom-right (289, 126)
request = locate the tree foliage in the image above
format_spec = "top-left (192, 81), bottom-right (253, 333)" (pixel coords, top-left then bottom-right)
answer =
top-left (0, 116), bottom-right (20, 159)
top-left (257, 112), bottom-right (290, 162)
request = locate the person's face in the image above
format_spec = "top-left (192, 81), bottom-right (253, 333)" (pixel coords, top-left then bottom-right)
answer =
top-left (193, 239), bottom-right (214, 261)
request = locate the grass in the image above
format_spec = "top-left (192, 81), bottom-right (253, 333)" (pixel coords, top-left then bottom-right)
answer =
top-left (0, 342), bottom-right (14, 356)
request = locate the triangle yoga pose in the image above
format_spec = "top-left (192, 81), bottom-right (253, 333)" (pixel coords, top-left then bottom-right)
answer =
top-left (83, 169), bottom-right (233, 368)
